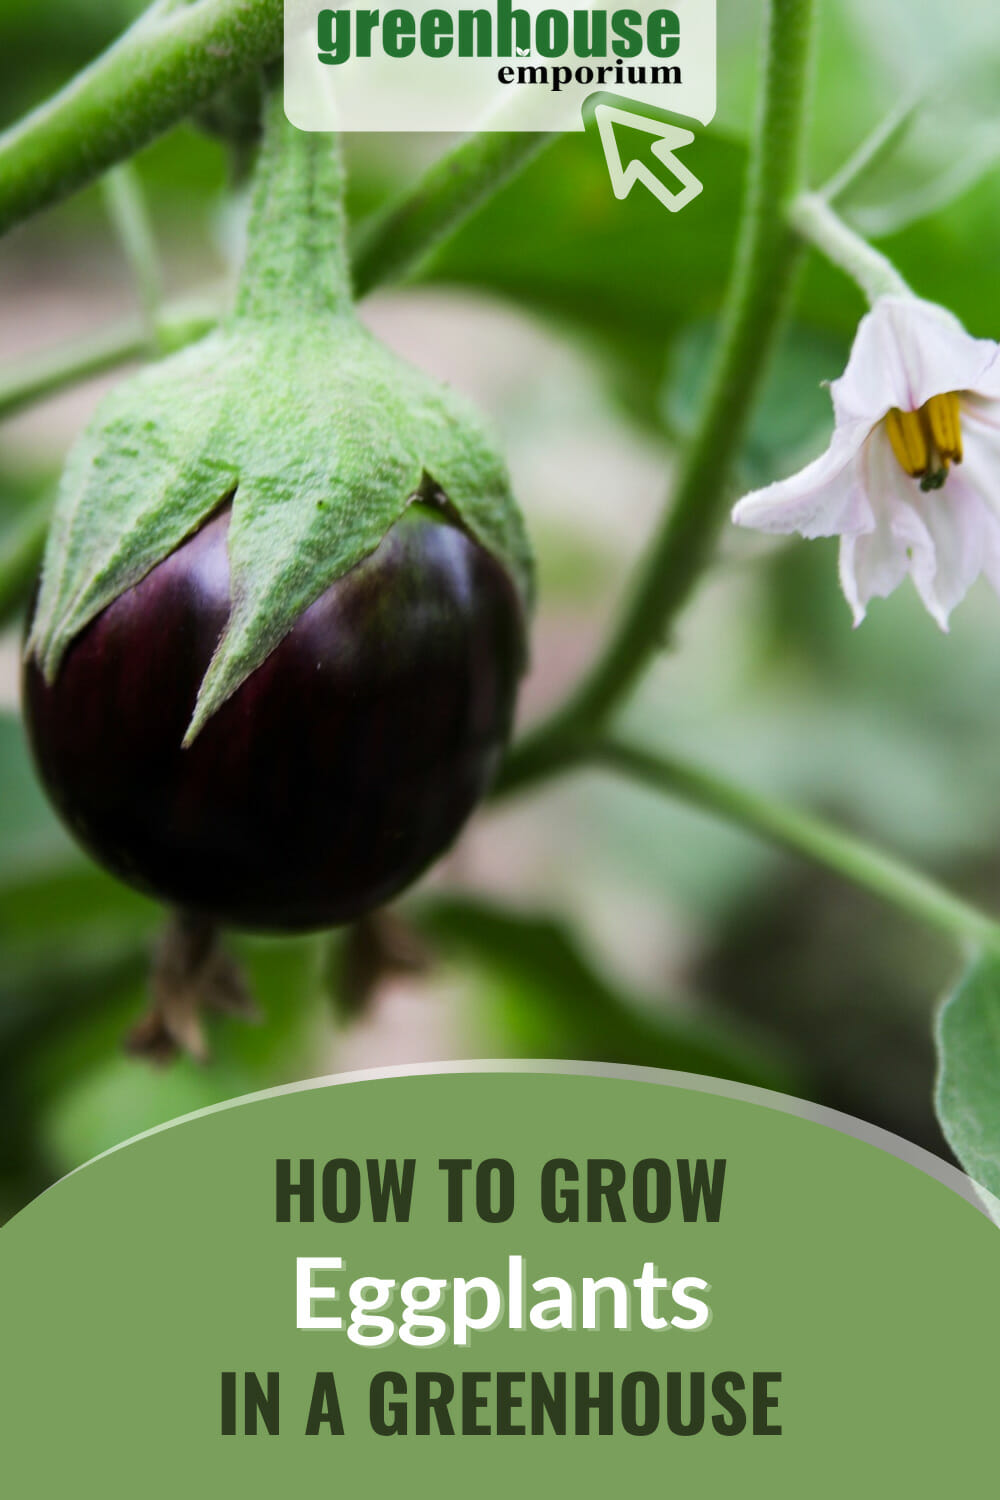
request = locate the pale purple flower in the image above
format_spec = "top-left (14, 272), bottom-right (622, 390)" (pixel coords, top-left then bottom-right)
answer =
top-left (732, 296), bottom-right (1000, 628)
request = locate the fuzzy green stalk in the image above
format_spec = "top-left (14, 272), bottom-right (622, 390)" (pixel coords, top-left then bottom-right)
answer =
top-left (790, 192), bottom-right (910, 303)
top-left (101, 162), bottom-right (166, 333)
top-left (233, 89), bottom-right (353, 324)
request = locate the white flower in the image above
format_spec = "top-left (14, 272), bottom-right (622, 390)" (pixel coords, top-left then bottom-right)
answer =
top-left (732, 295), bottom-right (1000, 628)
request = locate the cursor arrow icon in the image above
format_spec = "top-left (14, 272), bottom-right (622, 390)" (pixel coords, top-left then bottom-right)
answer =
top-left (592, 99), bottom-right (703, 213)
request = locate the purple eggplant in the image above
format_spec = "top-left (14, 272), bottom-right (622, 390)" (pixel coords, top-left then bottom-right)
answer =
top-left (23, 502), bottom-right (526, 932)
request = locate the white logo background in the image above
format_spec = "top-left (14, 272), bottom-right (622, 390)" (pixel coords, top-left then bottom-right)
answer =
top-left (284, 0), bottom-right (716, 132)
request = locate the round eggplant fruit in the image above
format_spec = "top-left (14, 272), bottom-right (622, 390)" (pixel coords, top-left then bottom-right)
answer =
top-left (23, 502), bottom-right (526, 932)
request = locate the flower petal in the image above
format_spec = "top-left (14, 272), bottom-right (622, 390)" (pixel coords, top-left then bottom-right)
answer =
top-left (976, 505), bottom-right (1000, 600)
top-left (965, 353), bottom-right (1000, 402)
top-left (907, 480), bottom-right (991, 627)
top-left (832, 297), bottom-right (1000, 427)
top-left (958, 402), bottom-right (1000, 520)
top-left (732, 421), bottom-right (873, 538)
top-left (838, 431), bottom-right (937, 626)
top-left (943, 406), bottom-right (1000, 600)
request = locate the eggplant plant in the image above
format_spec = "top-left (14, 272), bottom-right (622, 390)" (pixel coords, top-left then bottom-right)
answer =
top-left (2, 0), bottom-right (1000, 1209)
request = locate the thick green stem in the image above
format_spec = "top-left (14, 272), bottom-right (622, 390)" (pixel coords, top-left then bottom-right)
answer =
top-left (0, 0), bottom-right (283, 239)
top-left (234, 88), bottom-right (353, 323)
top-left (499, 0), bottom-right (816, 796)
top-left (597, 738), bottom-right (1000, 957)
top-left (353, 132), bottom-right (555, 295)
top-left (790, 192), bottom-right (910, 303)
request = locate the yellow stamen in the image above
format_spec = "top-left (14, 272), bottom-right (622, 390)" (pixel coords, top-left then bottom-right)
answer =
top-left (886, 407), bottom-right (929, 479)
top-left (885, 392), bottom-right (964, 492)
top-left (924, 392), bottom-right (963, 465)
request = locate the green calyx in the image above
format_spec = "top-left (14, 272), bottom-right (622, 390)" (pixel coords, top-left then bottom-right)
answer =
top-left (28, 89), bottom-right (533, 743)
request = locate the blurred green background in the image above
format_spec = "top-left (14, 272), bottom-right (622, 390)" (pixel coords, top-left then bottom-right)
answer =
top-left (2, 0), bottom-right (1000, 1222)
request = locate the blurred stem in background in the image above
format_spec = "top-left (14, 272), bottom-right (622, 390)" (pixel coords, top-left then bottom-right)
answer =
top-left (352, 131), bottom-right (555, 294)
top-left (819, 94), bottom-right (921, 206)
top-left (0, 293), bottom-right (221, 422)
top-left (100, 162), bottom-right (165, 335)
top-left (595, 739), bottom-right (1000, 958)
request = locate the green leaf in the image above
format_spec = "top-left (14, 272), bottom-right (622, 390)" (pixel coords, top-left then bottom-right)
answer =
top-left (935, 953), bottom-right (1000, 1200)
top-left (0, 861), bottom-right (158, 947)
top-left (419, 895), bottom-right (793, 1092)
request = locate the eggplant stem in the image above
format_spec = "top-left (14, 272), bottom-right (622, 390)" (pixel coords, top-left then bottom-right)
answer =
top-left (127, 910), bottom-right (259, 1064)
